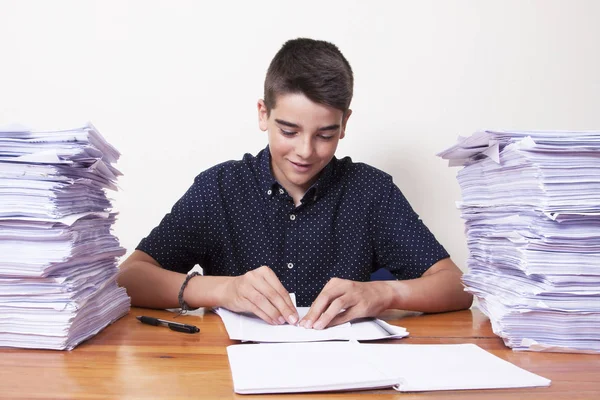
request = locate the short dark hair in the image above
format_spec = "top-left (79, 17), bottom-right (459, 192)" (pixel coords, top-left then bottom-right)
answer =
top-left (264, 38), bottom-right (353, 116)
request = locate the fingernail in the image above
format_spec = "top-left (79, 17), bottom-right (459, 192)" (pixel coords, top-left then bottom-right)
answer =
top-left (304, 320), bottom-right (313, 329)
top-left (278, 316), bottom-right (285, 325)
top-left (289, 314), bottom-right (298, 325)
top-left (313, 321), bottom-right (324, 330)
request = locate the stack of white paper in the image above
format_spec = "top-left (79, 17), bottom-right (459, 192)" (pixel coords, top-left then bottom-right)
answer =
top-left (0, 123), bottom-right (130, 350)
top-left (438, 130), bottom-right (600, 353)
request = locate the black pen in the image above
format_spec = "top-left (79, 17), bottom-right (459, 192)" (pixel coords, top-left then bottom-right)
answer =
top-left (136, 316), bottom-right (200, 334)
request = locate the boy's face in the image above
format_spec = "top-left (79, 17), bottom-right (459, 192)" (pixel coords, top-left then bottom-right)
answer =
top-left (258, 93), bottom-right (351, 200)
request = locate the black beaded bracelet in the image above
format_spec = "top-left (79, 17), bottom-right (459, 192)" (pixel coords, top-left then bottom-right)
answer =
top-left (178, 271), bottom-right (201, 315)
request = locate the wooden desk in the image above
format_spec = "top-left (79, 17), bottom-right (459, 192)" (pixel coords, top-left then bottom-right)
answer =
top-left (1, 308), bottom-right (599, 399)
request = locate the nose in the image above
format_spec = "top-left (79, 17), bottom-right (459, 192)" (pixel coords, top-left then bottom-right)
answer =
top-left (296, 135), bottom-right (314, 159)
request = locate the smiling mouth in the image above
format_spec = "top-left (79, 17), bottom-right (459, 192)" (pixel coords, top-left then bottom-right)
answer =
top-left (290, 160), bottom-right (311, 170)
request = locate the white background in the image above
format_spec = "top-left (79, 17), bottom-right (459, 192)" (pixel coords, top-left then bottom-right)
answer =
top-left (1, 0), bottom-right (599, 272)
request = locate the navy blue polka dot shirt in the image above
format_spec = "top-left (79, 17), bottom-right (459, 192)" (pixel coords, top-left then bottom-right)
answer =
top-left (137, 146), bottom-right (449, 306)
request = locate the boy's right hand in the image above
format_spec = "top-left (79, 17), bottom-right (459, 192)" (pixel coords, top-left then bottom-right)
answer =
top-left (221, 266), bottom-right (298, 326)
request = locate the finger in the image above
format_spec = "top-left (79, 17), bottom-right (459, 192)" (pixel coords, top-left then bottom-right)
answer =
top-left (257, 267), bottom-right (299, 324)
top-left (328, 308), bottom-right (359, 327)
top-left (245, 285), bottom-right (288, 325)
top-left (252, 272), bottom-right (297, 325)
top-left (261, 267), bottom-right (297, 310)
top-left (242, 268), bottom-right (286, 324)
top-left (300, 280), bottom-right (346, 328)
top-left (312, 297), bottom-right (348, 330)
top-left (243, 296), bottom-right (278, 325)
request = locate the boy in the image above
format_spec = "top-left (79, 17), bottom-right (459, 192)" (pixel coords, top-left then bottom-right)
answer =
top-left (117, 38), bottom-right (472, 329)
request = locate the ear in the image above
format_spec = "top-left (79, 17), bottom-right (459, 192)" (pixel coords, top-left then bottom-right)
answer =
top-left (257, 99), bottom-right (269, 132)
top-left (340, 109), bottom-right (352, 139)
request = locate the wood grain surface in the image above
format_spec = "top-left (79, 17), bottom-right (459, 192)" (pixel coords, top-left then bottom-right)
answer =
top-left (1, 307), bottom-right (599, 399)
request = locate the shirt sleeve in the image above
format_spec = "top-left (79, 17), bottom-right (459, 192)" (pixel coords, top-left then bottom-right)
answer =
top-left (136, 174), bottom-right (210, 274)
top-left (372, 178), bottom-right (449, 280)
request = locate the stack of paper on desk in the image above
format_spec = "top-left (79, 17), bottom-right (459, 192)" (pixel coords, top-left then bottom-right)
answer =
top-left (438, 130), bottom-right (600, 353)
top-left (215, 307), bottom-right (408, 342)
top-left (227, 342), bottom-right (551, 394)
top-left (0, 123), bottom-right (130, 350)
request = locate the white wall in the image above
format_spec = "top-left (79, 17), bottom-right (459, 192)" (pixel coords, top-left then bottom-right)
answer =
top-left (1, 0), bottom-right (599, 272)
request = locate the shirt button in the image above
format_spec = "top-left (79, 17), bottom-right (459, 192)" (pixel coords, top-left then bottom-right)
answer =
top-left (279, 188), bottom-right (285, 195)
top-left (267, 189), bottom-right (272, 195)
top-left (290, 214), bottom-right (296, 221)
top-left (287, 263), bottom-right (294, 269)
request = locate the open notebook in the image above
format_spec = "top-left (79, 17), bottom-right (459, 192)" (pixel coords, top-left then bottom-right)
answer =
top-left (227, 342), bottom-right (551, 394)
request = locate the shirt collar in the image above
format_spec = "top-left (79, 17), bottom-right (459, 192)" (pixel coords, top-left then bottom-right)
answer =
top-left (303, 158), bottom-right (335, 203)
top-left (256, 145), bottom-right (337, 202)
top-left (257, 146), bottom-right (278, 195)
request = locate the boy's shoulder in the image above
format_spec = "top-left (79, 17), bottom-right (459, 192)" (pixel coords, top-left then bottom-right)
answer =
top-left (335, 156), bottom-right (394, 186)
top-left (190, 149), bottom-right (266, 186)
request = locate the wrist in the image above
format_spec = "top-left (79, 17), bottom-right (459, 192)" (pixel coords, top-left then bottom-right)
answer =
top-left (215, 275), bottom-right (238, 308)
top-left (183, 275), bottom-right (234, 309)
top-left (179, 272), bottom-right (201, 312)
top-left (378, 280), bottom-right (406, 310)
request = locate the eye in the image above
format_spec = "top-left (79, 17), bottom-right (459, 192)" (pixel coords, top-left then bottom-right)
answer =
top-left (280, 129), bottom-right (296, 136)
top-left (318, 134), bottom-right (334, 140)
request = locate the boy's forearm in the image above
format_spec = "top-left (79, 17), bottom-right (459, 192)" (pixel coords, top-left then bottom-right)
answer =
top-left (383, 267), bottom-right (473, 313)
top-left (117, 261), bottom-right (186, 309)
top-left (117, 261), bottom-right (232, 309)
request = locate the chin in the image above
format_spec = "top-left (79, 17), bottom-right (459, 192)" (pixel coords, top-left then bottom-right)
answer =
top-left (286, 176), bottom-right (310, 187)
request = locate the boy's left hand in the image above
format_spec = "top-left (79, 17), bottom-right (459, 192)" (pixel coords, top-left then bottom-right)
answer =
top-left (298, 278), bottom-right (394, 330)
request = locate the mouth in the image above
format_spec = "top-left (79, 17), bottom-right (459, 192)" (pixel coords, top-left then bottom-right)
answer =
top-left (289, 160), bottom-right (312, 172)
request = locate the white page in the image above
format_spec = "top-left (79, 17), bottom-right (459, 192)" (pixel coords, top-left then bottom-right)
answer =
top-left (216, 307), bottom-right (351, 342)
top-left (226, 342), bottom-right (551, 394)
top-left (363, 343), bottom-right (550, 391)
top-left (227, 342), bottom-right (399, 394)
top-left (215, 307), bottom-right (408, 342)
top-left (349, 318), bottom-right (408, 340)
